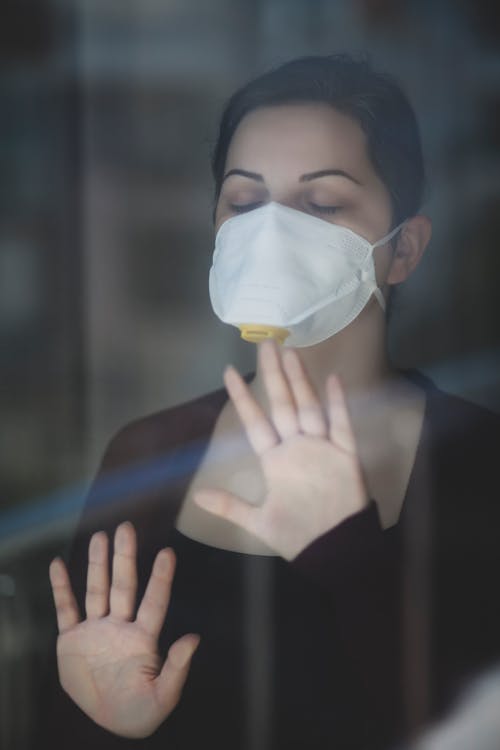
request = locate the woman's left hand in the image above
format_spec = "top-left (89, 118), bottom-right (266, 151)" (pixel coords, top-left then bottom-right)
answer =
top-left (194, 340), bottom-right (369, 560)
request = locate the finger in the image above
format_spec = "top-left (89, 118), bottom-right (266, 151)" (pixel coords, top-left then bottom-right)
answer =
top-left (85, 531), bottom-right (110, 619)
top-left (326, 375), bottom-right (357, 453)
top-left (136, 548), bottom-right (176, 639)
top-left (281, 349), bottom-right (328, 438)
top-left (155, 633), bottom-right (200, 716)
top-left (49, 557), bottom-right (81, 634)
top-left (259, 340), bottom-right (300, 440)
top-left (224, 365), bottom-right (279, 456)
top-left (110, 522), bottom-right (138, 620)
top-left (194, 489), bottom-right (261, 538)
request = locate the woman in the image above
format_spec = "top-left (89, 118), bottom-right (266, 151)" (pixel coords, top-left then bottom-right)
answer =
top-left (45, 55), bottom-right (500, 749)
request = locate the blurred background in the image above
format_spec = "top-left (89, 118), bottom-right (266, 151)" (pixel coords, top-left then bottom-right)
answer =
top-left (0, 0), bottom-right (499, 747)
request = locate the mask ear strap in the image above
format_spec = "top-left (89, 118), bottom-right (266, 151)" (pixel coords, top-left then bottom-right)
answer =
top-left (367, 221), bottom-right (406, 311)
top-left (372, 220), bottom-right (406, 249)
top-left (360, 269), bottom-right (387, 311)
top-left (373, 286), bottom-right (386, 310)
top-left (370, 221), bottom-right (407, 311)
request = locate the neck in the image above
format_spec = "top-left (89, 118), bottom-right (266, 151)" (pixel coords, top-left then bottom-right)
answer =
top-left (250, 301), bottom-right (398, 407)
top-left (243, 303), bottom-right (426, 532)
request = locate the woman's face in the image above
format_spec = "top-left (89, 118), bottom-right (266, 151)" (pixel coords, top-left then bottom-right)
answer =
top-left (214, 103), bottom-right (397, 286)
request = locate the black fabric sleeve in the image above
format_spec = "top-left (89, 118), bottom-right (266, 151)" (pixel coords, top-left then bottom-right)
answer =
top-left (291, 501), bottom-right (405, 748)
top-left (291, 500), bottom-right (389, 592)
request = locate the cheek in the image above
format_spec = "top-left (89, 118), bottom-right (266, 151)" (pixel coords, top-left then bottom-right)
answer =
top-left (358, 182), bottom-right (394, 241)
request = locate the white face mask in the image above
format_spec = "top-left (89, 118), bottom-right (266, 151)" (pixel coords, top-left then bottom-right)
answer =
top-left (209, 202), bottom-right (404, 347)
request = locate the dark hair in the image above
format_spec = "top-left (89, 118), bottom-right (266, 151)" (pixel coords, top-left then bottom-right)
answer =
top-left (211, 54), bottom-right (425, 227)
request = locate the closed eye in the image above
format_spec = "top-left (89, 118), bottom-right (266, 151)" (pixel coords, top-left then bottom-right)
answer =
top-left (309, 203), bottom-right (340, 215)
top-left (229, 201), bottom-right (263, 214)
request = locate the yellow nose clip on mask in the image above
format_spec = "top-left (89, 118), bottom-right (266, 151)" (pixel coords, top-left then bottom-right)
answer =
top-left (238, 324), bottom-right (290, 345)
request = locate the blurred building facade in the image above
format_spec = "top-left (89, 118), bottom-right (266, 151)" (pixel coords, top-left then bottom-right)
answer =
top-left (1, 0), bottom-right (499, 746)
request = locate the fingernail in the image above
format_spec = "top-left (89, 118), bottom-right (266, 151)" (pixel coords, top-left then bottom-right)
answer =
top-left (190, 634), bottom-right (201, 653)
top-left (49, 558), bottom-right (61, 578)
top-left (115, 522), bottom-right (132, 550)
top-left (156, 550), bottom-right (170, 574)
top-left (170, 635), bottom-right (201, 669)
top-left (89, 531), bottom-right (103, 550)
top-left (181, 636), bottom-right (201, 667)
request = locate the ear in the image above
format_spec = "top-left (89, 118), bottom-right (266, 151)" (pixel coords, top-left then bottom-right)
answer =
top-left (386, 215), bottom-right (432, 285)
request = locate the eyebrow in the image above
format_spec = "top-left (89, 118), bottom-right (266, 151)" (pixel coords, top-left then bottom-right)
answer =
top-left (222, 167), bottom-right (361, 185)
top-left (299, 168), bottom-right (361, 185)
top-left (222, 169), bottom-right (265, 183)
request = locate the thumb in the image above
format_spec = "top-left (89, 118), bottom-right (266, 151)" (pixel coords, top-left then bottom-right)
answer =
top-left (156, 634), bottom-right (200, 715)
top-left (194, 489), bottom-right (260, 536)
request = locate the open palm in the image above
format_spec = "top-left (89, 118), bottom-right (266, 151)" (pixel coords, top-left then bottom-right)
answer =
top-left (195, 341), bottom-right (369, 560)
top-left (49, 522), bottom-right (199, 738)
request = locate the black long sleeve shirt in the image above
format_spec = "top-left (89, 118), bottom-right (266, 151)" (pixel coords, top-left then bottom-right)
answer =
top-left (40, 373), bottom-right (500, 749)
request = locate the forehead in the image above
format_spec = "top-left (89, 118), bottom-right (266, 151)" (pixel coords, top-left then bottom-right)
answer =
top-left (224, 103), bottom-right (373, 178)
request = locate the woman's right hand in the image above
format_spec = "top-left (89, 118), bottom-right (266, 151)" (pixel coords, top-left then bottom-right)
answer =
top-left (49, 522), bottom-right (199, 738)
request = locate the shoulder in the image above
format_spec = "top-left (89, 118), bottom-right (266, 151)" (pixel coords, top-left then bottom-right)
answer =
top-left (408, 370), bottom-right (500, 456)
top-left (77, 386), bottom-right (228, 534)
top-left (431, 388), bottom-right (499, 464)
top-left (101, 386), bottom-right (229, 472)
top-left (67, 386), bottom-right (229, 586)
top-left (410, 372), bottom-right (500, 534)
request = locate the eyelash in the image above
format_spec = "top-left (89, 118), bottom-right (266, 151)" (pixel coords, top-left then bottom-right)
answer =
top-left (229, 202), bottom-right (263, 214)
top-left (309, 203), bottom-right (340, 215)
top-left (229, 202), bottom-right (341, 216)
